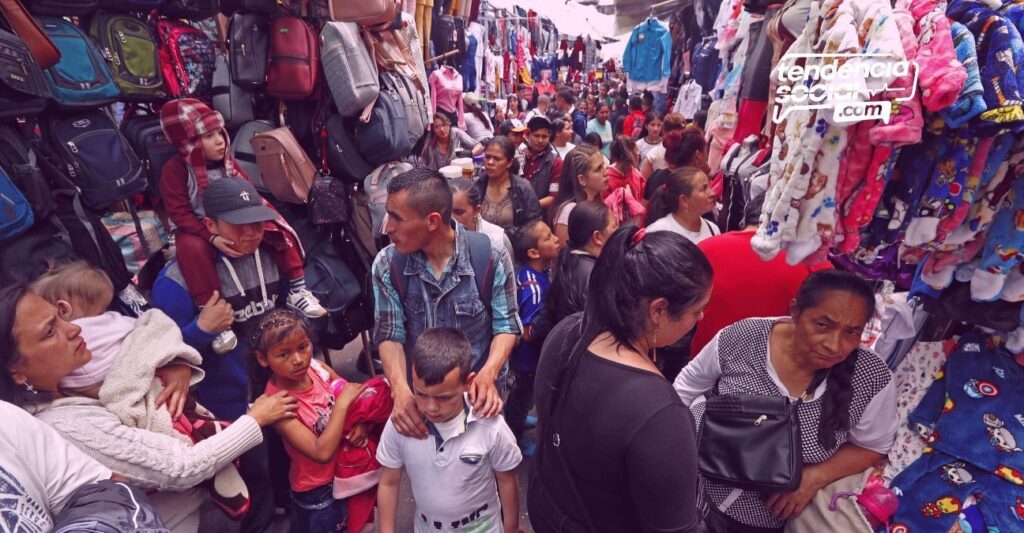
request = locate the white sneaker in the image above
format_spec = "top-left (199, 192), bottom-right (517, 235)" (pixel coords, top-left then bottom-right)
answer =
top-left (287, 289), bottom-right (327, 318)
top-left (212, 329), bottom-right (238, 354)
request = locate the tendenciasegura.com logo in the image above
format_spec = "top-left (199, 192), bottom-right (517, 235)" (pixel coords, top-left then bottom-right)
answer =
top-left (771, 53), bottom-right (918, 125)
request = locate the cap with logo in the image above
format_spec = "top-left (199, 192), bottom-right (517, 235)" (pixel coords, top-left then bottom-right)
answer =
top-left (501, 119), bottom-right (527, 133)
top-left (202, 178), bottom-right (278, 224)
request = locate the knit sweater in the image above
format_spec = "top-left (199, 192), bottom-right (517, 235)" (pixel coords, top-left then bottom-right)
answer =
top-left (29, 397), bottom-right (262, 492)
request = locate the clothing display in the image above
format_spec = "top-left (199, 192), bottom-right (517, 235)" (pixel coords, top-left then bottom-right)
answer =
top-left (430, 66), bottom-right (468, 130)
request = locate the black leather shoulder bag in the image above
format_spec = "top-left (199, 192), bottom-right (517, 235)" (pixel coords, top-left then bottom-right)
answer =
top-left (697, 370), bottom-right (828, 492)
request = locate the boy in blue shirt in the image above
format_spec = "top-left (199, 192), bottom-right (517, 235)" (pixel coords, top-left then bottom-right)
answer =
top-left (506, 219), bottom-right (560, 454)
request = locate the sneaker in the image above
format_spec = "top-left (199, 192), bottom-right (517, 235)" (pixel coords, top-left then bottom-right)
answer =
top-left (525, 415), bottom-right (537, 430)
top-left (287, 288), bottom-right (327, 318)
top-left (212, 329), bottom-right (238, 354)
top-left (518, 436), bottom-right (536, 458)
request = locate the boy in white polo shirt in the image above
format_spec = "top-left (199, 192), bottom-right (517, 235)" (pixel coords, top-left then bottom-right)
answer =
top-left (376, 327), bottom-right (522, 533)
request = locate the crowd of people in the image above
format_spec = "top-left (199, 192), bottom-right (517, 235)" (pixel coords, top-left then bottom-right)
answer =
top-left (0, 77), bottom-right (899, 533)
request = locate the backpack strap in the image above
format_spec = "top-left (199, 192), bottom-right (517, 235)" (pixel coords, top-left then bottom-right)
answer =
top-left (389, 229), bottom-right (496, 306)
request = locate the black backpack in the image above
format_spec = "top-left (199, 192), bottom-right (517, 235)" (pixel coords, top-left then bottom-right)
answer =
top-left (43, 109), bottom-right (147, 211)
top-left (0, 29), bottom-right (51, 118)
top-left (227, 11), bottom-right (269, 90)
top-left (219, 0), bottom-right (275, 13)
top-left (161, 0), bottom-right (220, 19)
top-left (0, 124), bottom-right (56, 220)
top-left (27, 0), bottom-right (99, 15)
top-left (0, 219), bottom-right (77, 285)
top-left (120, 114), bottom-right (177, 197)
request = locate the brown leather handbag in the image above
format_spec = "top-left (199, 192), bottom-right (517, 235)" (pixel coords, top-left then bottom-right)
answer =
top-left (250, 127), bottom-right (317, 204)
top-left (0, 0), bottom-right (60, 69)
top-left (330, 0), bottom-right (399, 28)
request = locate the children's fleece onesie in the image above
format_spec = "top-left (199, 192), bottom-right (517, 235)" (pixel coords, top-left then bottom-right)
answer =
top-left (940, 22), bottom-right (989, 128)
top-left (891, 334), bottom-right (1024, 533)
top-left (971, 167), bottom-right (1024, 300)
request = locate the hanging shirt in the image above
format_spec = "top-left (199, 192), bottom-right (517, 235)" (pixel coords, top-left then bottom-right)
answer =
top-left (429, 67), bottom-right (467, 130)
top-left (623, 18), bottom-right (673, 83)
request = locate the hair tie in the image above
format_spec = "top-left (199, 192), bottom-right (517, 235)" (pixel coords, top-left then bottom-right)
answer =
top-left (631, 227), bottom-right (647, 245)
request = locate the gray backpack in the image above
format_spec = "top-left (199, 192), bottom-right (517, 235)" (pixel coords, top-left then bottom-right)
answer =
top-left (320, 21), bottom-right (379, 117)
top-left (380, 71), bottom-right (428, 150)
top-left (231, 119), bottom-right (274, 193)
top-left (212, 54), bottom-right (254, 130)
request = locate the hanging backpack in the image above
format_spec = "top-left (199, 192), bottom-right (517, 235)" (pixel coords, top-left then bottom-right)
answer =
top-left (329, 0), bottom-right (398, 27)
top-left (355, 87), bottom-right (410, 166)
top-left (227, 11), bottom-right (269, 90)
top-left (219, 0), bottom-right (275, 14)
top-left (266, 15), bottom-right (320, 100)
top-left (89, 11), bottom-right (165, 101)
top-left (320, 21), bottom-right (378, 117)
top-left (0, 124), bottom-right (55, 219)
top-left (231, 119), bottom-right (274, 192)
top-left (0, 165), bottom-right (33, 241)
top-left (362, 161), bottom-right (411, 236)
top-left (304, 232), bottom-right (360, 312)
top-left (37, 17), bottom-right (121, 108)
top-left (430, 14), bottom-right (465, 65)
top-left (161, 0), bottom-right (219, 19)
top-left (27, 0), bottom-right (98, 16)
top-left (309, 173), bottom-right (350, 225)
top-left (0, 218), bottom-right (76, 284)
top-left (0, 28), bottom-right (51, 117)
top-left (323, 113), bottom-right (372, 184)
top-left (120, 113), bottom-right (176, 197)
top-left (44, 109), bottom-right (147, 211)
top-left (380, 71), bottom-right (427, 151)
top-left (156, 17), bottom-right (216, 98)
top-left (250, 126), bottom-right (316, 204)
top-left (211, 53), bottom-right (253, 129)
top-left (98, 0), bottom-right (166, 11)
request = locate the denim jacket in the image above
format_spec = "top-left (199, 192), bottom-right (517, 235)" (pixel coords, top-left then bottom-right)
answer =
top-left (372, 223), bottom-right (522, 371)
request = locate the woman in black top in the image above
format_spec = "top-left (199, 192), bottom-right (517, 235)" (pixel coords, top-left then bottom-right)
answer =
top-left (530, 225), bottom-right (713, 533)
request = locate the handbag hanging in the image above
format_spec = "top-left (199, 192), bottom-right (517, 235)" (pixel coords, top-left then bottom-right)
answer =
top-left (697, 369), bottom-right (829, 492)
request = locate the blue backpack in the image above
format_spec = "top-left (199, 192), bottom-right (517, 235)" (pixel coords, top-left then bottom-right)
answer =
top-left (0, 166), bottom-right (34, 241)
top-left (45, 110), bottom-right (146, 211)
top-left (38, 17), bottom-right (121, 109)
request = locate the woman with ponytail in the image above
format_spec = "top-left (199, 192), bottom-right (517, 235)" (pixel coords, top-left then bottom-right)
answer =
top-left (646, 167), bottom-right (720, 243)
top-left (551, 144), bottom-right (608, 245)
top-left (674, 270), bottom-right (897, 532)
top-left (530, 225), bottom-right (712, 533)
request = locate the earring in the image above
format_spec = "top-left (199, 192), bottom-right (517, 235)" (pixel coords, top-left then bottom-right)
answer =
top-left (23, 383), bottom-right (36, 394)
top-left (650, 322), bottom-right (660, 363)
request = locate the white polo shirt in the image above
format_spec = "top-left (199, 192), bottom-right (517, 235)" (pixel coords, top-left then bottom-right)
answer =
top-left (376, 397), bottom-right (522, 532)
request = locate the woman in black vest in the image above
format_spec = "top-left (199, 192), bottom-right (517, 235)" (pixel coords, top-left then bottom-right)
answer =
top-left (674, 270), bottom-right (897, 532)
top-left (530, 225), bottom-right (712, 532)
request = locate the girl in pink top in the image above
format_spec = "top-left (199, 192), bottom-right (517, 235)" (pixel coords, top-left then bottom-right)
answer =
top-left (254, 309), bottom-right (366, 533)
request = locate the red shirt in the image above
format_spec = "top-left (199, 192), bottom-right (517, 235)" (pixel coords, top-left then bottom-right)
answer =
top-left (691, 230), bottom-right (832, 355)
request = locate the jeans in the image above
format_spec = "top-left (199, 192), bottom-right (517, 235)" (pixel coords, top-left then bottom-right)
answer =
top-left (290, 484), bottom-right (347, 533)
top-left (504, 370), bottom-right (534, 441)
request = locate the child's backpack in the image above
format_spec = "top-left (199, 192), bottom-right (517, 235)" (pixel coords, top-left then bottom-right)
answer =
top-left (37, 17), bottom-right (121, 108)
top-left (160, 0), bottom-right (220, 19)
top-left (227, 11), bottom-right (269, 91)
top-left (211, 53), bottom-right (253, 129)
top-left (320, 21), bottom-right (378, 117)
top-left (231, 119), bottom-right (274, 193)
top-left (156, 18), bottom-right (216, 98)
top-left (27, 0), bottom-right (98, 16)
top-left (266, 15), bottom-right (320, 100)
top-left (89, 12), bottom-right (165, 101)
top-left (250, 126), bottom-right (316, 204)
top-left (44, 109), bottom-right (147, 211)
top-left (0, 164), bottom-right (34, 241)
top-left (120, 113), bottom-right (176, 197)
top-left (97, 0), bottom-right (166, 12)
top-left (0, 28), bottom-right (51, 118)
top-left (629, 112), bottom-right (646, 140)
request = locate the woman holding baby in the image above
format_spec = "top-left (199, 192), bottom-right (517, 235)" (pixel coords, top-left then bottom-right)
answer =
top-left (0, 276), bottom-right (298, 533)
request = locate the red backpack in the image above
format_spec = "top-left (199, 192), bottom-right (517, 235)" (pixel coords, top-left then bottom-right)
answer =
top-left (266, 16), bottom-right (321, 100)
top-left (629, 111), bottom-right (646, 140)
top-left (156, 18), bottom-right (216, 98)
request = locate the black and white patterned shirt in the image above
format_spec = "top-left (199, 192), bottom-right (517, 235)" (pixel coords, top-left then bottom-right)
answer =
top-left (674, 318), bottom-right (896, 528)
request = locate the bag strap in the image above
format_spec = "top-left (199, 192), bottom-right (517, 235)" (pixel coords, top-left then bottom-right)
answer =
top-left (390, 229), bottom-right (494, 306)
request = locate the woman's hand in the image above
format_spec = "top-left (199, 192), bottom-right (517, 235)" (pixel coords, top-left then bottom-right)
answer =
top-left (154, 364), bottom-right (192, 419)
top-left (346, 423), bottom-right (369, 448)
top-left (765, 466), bottom-right (825, 520)
top-left (248, 391), bottom-right (298, 426)
top-left (196, 291), bottom-right (234, 335)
